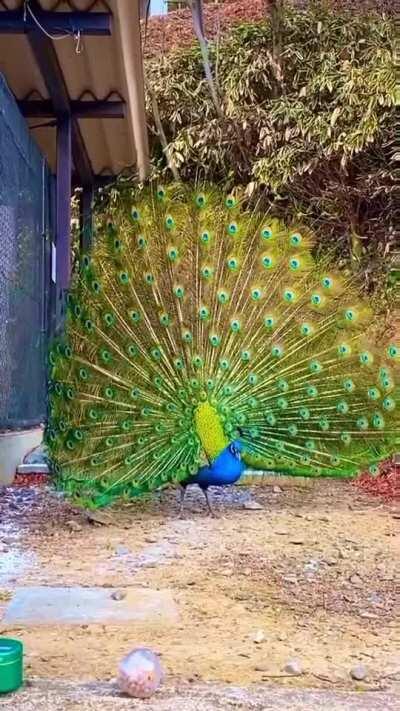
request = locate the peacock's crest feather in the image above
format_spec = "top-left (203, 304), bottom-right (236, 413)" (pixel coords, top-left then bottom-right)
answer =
top-left (46, 183), bottom-right (400, 507)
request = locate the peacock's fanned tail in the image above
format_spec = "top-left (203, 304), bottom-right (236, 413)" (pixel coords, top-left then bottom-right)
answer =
top-left (46, 183), bottom-right (400, 508)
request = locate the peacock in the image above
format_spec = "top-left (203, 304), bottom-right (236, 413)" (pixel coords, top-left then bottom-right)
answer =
top-left (46, 183), bottom-right (399, 512)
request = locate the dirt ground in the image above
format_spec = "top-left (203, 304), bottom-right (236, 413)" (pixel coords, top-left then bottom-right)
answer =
top-left (0, 479), bottom-right (399, 695)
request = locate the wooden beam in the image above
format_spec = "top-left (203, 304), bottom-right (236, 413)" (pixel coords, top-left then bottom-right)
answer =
top-left (0, 10), bottom-right (111, 35)
top-left (19, 99), bottom-right (126, 119)
top-left (26, 1), bottom-right (93, 188)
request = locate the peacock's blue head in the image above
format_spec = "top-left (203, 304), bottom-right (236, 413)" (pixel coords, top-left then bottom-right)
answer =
top-left (228, 439), bottom-right (244, 459)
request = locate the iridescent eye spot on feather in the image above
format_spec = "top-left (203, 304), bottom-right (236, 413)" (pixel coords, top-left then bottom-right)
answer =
top-left (165, 214), bottom-right (175, 230)
top-left (151, 347), bottom-right (162, 361)
top-left (283, 289), bottom-right (296, 304)
top-left (227, 256), bottom-right (239, 271)
top-left (319, 417), bottom-right (330, 431)
top-left (321, 276), bottom-right (333, 290)
top-left (367, 387), bottom-right (381, 401)
top-left (198, 306), bottom-right (210, 321)
top-left (264, 315), bottom-right (276, 330)
top-left (200, 230), bottom-right (211, 244)
top-left (91, 280), bottom-right (101, 294)
top-left (225, 195), bottom-right (236, 208)
top-left (290, 232), bottom-right (302, 246)
top-left (144, 272), bottom-right (155, 285)
top-left (241, 350), bottom-right (251, 362)
top-left (357, 416), bottom-right (369, 430)
top-left (159, 312), bottom-right (171, 327)
top-left (309, 360), bottom-right (323, 374)
top-left (251, 287), bottom-right (263, 301)
top-left (369, 464), bottom-right (379, 475)
top-left (277, 379), bottom-right (289, 392)
top-left (261, 253), bottom-right (274, 269)
top-left (195, 193), bottom-right (207, 208)
top-left (157, 186), bottom-right (166, 201)
top-left (337, 400), bottom-right (349, 414)
top-left (131, 207), bottom-right (140, 221)
top-left (219, 358), bottom-right (231, 371)
top-left (266, 412), bottom-right (276, 425)
top-left (81, 254), bottom-right (91, 269)
top-left (300, 407), bottom-right (310, 420)
top-left (271, 344), bottom-right (284, 358)
top-left (300, 322), bottom-right (314, 337)
top-left (305, 439), bottom-right (315, 450)
top-left (343, 378), bottom-right (355, 392)
top-left (277, 397), bottom-right (288, 410)
top-left (307, 384), bottom-right (318, 398)
top-left (167, 246), bottom-right (179, 262)
top-left (230, 318), bottom-right (241, 333)
top-left (344, 308), bottom-right (356, 322)
top-left (209, 334), bottom-right (221, 347)
top-left (227, 222), bottom-right (238, 235)
top-left (338, 342), bottom-right (351, 357)
top-left (248, 373), bottom-right (258, 385)
top-left (174, 357), bottom-right (184, 370)
top-left (137, 235), bottom-right (147, 249)
top-left (359, 351), bottom-right (374, 366)
top-left (289, 257), bottom-right (301, 271)
top-left (104, 386), bottom-right (115, 400)
top-left (387, 344), bottom-right (398, 359)
top-left (103, 312), bottom-right (115, 327)
top-left (192, 355), bottom-right (204, 369)
top-left (127, 344), bottom-right (138, 358)
top-left (383, 396), bottom-right (395, 411)
top-left (99, 348), bottom-right (112, 364)
top-left (174, 285), bottom-right (185, 299)
top-left (218, 289), bottom-right (230, 304)
top-left (341, 432), bottom-right (352, 445)
top-left (182, 329), bottom-right (193, 343)
top-left (261, 226), bottom-right (273, 240)
top-left (78, 368), bottom-right (88, 381)
top-left (113, 238), bottom-right (122, 253)
top-left (372, 412), bottom-right (385, 430)
top-left (201, 265), bottom-right (214, 280)
top-left (129, 309), bottom-right (141, 324)
top-left (119, 271), bottom-right (130, 285)
top-left (310, 292), bottom-right (324, 307)
top-left (84, 319), bottom-right (94, 333)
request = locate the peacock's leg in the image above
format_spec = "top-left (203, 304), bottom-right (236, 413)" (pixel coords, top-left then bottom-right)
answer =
top-left (202, 487), bottom-right (216, 517)
top-left (179, 485), bottom-right (187, 518)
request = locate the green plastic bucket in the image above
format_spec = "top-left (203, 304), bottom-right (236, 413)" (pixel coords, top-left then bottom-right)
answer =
top-left (0, 638), bottom-right (23, 694)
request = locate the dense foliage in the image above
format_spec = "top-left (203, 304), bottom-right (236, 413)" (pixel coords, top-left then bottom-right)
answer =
top-left (145, 2), bottom-right (395, 303)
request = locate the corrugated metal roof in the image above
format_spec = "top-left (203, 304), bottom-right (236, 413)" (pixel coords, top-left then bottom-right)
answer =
top-left (0, 0), bottom-right (149, 179)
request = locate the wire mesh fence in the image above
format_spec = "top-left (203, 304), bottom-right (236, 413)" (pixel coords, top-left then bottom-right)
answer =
top-left (0, 74), bottom-right (55, 429)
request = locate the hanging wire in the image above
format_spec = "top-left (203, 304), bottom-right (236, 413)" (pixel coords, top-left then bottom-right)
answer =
top-left (24, 1), bottom-right (84, 53)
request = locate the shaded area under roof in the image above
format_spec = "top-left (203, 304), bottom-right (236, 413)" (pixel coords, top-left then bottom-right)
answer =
top-left (0, 0), bottom-right (149, 182)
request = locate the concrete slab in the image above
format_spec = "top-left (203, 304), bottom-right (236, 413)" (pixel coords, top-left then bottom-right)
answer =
top-left (3, 587), bottom-right (178, 626)
top-left (0, 680), bottom-right (398, 711)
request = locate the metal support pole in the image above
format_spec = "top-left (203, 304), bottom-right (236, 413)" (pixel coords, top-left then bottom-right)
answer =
top-left (56, 114), bottom-right (72, 306)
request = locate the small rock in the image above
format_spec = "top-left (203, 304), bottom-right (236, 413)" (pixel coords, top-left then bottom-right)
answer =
top-left (250, 630), bottom-right (266, 644)
top-left (337, 549), bottom-right (347, 560)
top-left (254, 665), bottom-right (268, 672)
top-left (283, 658), bottom-right (303, 676)
top-left (324, 558), bottom-right (337, 567)
top-left (111, 590), bottom-right (127, 601)
top-left (349, 574), bottom-right (363, 588)
top-left (276, 529), bottom-right (289, 536)
top-left (350, 664), bottom-right (368, 681)
top-left (272, 486), bottom-right (283, 494)
top-left (115, 545), bottom-right (131, 556)
top-left (67, 519), bottom-right (82, 533)
top-left (290, 538), bottom-right (304, 545)
top-left (243, 501), bottom-right (263, 511)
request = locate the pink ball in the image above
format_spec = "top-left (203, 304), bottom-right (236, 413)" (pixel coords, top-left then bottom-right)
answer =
top-left (117, 647), bottom-right (164, 699)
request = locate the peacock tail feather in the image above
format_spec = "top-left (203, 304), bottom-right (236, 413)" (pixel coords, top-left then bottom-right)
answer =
top-left (46, 183), bottom-right (400, 508)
